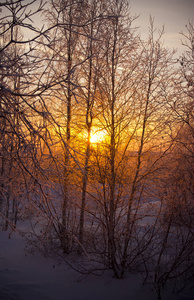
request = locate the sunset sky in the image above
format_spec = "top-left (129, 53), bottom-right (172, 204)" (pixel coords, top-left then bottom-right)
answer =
top-left (1, 0), bottom-right (193, 57)
top-left (130, 0), bottom-right (194, 56)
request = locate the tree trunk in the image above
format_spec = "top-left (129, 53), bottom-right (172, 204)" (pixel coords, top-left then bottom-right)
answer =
top-left (61, 1), bottom-right (73, 253)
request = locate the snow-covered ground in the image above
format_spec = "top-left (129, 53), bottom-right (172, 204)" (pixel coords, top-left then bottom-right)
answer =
top-left (1, 229), bottom-right (194, 300)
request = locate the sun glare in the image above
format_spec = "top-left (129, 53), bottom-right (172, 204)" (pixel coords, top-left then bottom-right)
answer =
top-left (90, 129), bottom-right (106, 144)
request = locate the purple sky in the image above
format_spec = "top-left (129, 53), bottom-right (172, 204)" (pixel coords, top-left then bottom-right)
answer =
top-left (1, 0), bottom-right (193, 57)
top-left (130, 0), bottom-right (194, 56)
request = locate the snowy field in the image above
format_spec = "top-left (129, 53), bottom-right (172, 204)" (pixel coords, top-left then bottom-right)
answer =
top-left (0, 229), bottom-right (194, 300)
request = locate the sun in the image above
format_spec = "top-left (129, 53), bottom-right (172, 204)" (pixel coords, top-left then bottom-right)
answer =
top-left (90, 129), bottom-right (106, 144)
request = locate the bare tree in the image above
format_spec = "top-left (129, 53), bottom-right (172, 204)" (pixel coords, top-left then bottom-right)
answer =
top-left (1, 2), bottom-right (193, 298)
top-left (75, 0), bottom-right (108, 252)
top-left (82, 0), bottom-right (141, 277)
top-left (138, 21), bottom-right (194, 300)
